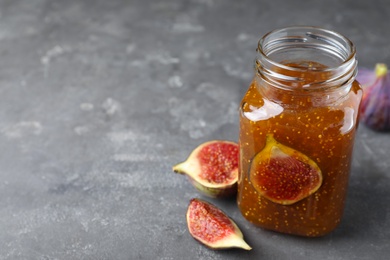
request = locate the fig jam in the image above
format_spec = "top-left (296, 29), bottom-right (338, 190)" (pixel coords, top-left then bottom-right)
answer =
top-left (237, 27), bottom-right (362, 237)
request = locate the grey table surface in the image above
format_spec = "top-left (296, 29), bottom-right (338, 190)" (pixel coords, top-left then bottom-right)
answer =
top-left (1, 0), bottom-right (389, 259)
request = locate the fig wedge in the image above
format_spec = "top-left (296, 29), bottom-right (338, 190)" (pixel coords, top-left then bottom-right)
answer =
top-left (249, 134), bottom-right (323, 205)
top-left (186, 198), bottom-right (251, 250)
top-left (173, 141), bottom-right (238, 198)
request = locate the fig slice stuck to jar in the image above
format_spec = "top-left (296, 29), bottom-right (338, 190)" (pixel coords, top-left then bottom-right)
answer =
top-left (186, 198), bottom-right (252, 250)
top-left (173, 141), bottom-right (238, 198)
top-left (249, 135), bottom-right (323, 205)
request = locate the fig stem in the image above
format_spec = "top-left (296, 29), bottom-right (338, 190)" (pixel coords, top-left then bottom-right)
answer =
top-left (375, 63), bottom-right (388, 77)
top-left (231, 236), bottom-right (252, 250)
top-left (172, 162), bottom-right (186, 175)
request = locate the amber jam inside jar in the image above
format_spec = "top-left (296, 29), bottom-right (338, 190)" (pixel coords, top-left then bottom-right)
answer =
top-left (238, 27), bottom-right (362, 237)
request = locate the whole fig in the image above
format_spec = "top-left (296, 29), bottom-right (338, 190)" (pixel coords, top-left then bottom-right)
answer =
top-left (356, 63), bottom-right (390, 131)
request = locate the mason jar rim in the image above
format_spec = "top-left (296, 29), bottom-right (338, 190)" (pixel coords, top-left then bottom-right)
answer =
top-left (257, 26), bottom-right (356, 71)
top-left (255, 26), bottom-right (357, 90)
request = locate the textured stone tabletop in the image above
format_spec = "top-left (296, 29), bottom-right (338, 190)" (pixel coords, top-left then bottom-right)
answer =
top-left (1, 0), bottom-right (389, 259)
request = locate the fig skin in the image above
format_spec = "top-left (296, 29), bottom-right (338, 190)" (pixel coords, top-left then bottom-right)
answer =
top-left (249, 134), bottom-right (323, 205)
top-left (173, 140), bottom-right (238, 198)
top-left (186, 198), bottom-right (252, 250)
top-left (356, 63), bottom-right (390, 131)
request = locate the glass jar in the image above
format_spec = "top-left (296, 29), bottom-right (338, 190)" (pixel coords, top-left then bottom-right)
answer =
top-left (237, 26), bottom-right (362, 237)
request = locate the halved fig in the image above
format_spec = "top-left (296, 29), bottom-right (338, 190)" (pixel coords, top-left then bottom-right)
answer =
top-left (173, 141), bottom-right (238, 198)
top-left (249, 134), bottom-right (323, 205)
top-left (186, 198), bottom-right (252, 250)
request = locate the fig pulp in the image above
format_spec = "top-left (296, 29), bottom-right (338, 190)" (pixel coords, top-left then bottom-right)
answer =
top-left (186, 198), bottom-right (251, 250)
top-left (173, 141), bottom-right (238, 198)
top-left (249, 135), bottom-right (323, 205)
